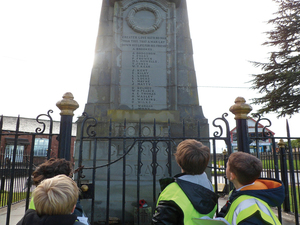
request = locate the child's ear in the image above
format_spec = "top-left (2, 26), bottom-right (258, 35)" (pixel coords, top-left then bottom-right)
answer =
top-left (229, 172), bottom-right (236, 181)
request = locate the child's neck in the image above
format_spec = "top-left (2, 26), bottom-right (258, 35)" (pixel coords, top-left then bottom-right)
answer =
top-left (234, 182), bottom-right (255, 191)
top-left (232, 180), bottom-right (244, 190)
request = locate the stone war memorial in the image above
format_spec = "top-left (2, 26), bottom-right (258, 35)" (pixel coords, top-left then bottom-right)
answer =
top-left (76, 0), bottom-right (209, 222)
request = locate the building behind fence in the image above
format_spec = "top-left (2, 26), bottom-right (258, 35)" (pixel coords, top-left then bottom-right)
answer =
top-left (0, 115), bottom-right (77, 165)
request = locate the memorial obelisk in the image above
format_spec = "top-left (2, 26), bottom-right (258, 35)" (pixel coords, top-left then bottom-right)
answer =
top-left (77, 0), bottom-right (209, 222)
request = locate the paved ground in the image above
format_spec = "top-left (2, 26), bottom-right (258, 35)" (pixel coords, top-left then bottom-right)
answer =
top-left (0, 196), bottom-right (297, 225)
top-left (0, 201), bottom-right (27, 225)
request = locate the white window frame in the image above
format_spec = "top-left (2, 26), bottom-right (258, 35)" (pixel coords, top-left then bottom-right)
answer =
top-left (34, 138), bottom-right (49, 157)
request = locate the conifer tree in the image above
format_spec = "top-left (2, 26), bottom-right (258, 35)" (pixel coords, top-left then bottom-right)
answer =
top-left (250, 0), bottom-right (300, 117)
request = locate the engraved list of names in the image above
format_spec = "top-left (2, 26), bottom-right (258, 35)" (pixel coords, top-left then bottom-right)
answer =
top-left (120, 5), bottom-right (167, 110)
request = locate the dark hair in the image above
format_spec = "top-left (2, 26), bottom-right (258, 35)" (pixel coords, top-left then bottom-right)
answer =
top-left (174, 139), bottom-right (210, 175)
top-left (228, 152), bottom-right (262, 185)
top-left (32, 158), bottom-right (73, 186)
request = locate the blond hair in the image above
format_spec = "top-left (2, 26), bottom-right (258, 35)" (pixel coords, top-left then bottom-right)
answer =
top-left (33, 174), bottom-right (79, 215)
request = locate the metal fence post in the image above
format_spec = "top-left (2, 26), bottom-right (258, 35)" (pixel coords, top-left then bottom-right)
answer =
top-left (222, 149), bottom-right (229, 193)
top-left (56, 92), bottom-right (79, 160)
top-left (278, 139), bottom-right (290, 212)
top-left (229, 97), bottom-right (252, 153)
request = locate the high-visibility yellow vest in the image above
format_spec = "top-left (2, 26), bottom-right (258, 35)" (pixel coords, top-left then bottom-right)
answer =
top-left (224, 195), bottom-right (281, 225)
top-left (157, 182), bottom-right (217, 225)
top-left (29, 197), bottom-right (35, 209)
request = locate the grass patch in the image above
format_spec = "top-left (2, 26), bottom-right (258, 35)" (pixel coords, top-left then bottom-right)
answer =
top-left (285, 185), bottom-right (300, 214)
top-left (261, 158), bottom-right (300, 170)
top-left (0, 191), bottom-right (31, 206)
top-left (212, 157), bottom-right (300, 170)
top-left (211, 171), bottom-right (225, 176)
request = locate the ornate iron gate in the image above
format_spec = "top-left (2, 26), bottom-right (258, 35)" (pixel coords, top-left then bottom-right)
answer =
top-left (0, 111), bottom-right (54, 225)
top-left (75, 112), bottom-right (232, 225)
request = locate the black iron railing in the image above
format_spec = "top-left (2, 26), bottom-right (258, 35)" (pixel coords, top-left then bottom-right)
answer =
top-left (1, 109), bottom-right (300, 225)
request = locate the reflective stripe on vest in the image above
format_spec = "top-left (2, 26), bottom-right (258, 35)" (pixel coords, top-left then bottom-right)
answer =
top-left (157, 182), bottom-right (216, 225)
top-left (225, 195), bottom-right (281, 225)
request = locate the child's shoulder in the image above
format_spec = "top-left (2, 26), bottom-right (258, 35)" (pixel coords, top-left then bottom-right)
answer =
top-left (74, 221), bottom-right (87, 225)
top-left (159, 177), bottom-right (175, 191)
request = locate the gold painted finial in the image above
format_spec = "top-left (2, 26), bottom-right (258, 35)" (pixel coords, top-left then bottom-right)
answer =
top-left (277, 139), bottom-right (285, 148)
top-left (56, 92), bottom-right (79, 116)
top-left (229, 97), bottom-right (252, 120)
top-left (81, 184), bottom-right (89, 192)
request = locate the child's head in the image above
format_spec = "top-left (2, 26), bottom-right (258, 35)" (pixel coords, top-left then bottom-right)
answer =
top-left (33, 174), bottom-right (79, 216)
top-left (174, 139), bottom-right (210, 175)
top-left (32, 158), bottom-right (73, 186)
top-left (226, 151), bottom-right (262, 185)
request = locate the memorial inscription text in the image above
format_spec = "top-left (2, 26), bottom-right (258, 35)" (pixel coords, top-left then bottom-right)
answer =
top-left (120, 4), bottom-right (167, 110)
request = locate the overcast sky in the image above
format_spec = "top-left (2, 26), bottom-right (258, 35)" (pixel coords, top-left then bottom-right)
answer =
top-left (1, 0), bottom-right (299, 145)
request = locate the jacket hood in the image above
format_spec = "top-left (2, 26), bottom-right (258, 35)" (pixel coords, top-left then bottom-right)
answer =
top-left (17, 209), bottom-right (78, 225)
top-left (232, 178), bottom-right (285, 207)
top-left (175, 175), bottom-right (218, 214)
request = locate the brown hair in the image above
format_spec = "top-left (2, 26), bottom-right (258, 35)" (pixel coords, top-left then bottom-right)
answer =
top-left (228, 152), bottom-right (262, 185)
top-left (174, 139), bottom-right (210, 174)
top-left (32, 158), bottom-right (73, 186)
top-left (34, 175), bottom-right (79, 215)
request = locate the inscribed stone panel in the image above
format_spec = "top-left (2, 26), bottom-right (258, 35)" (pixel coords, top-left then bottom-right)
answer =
top-left (120, 2), bottom-right (168, 110)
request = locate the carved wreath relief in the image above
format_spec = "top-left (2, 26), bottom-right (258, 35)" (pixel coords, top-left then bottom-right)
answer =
top-left (126, 4), bottom-right (163, 34)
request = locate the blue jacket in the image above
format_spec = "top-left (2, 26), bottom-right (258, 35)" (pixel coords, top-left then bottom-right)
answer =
top-left (219, 178), bottom-right (285, 224)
